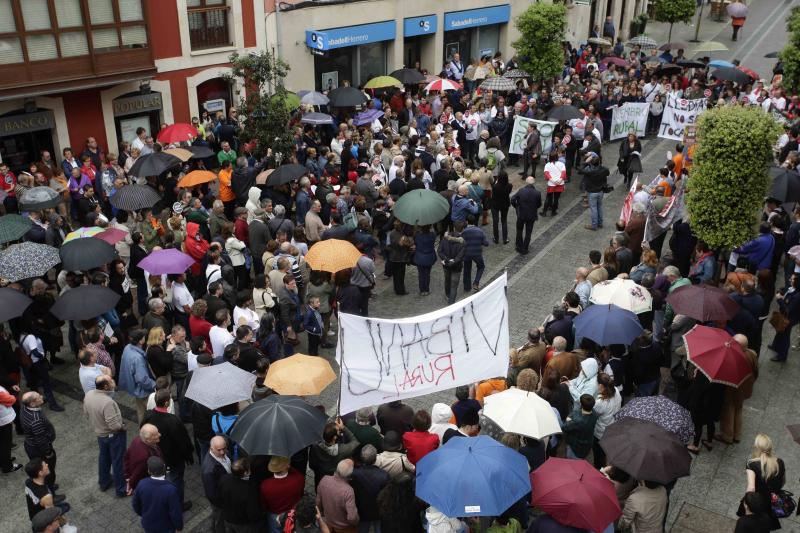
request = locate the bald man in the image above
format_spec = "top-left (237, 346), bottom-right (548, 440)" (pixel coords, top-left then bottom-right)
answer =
top-left (20, 392), bottom-right (57, 489)
top-left (123, 423), bottom-right (162, 494)
top-left (84, 375), bottom-right (126, 496)
top-left (202, 436), bottom-right (230, 533)
top-left (717, 334), bottom-right (759, 444)
top-left (574, 268), bottom-right (592, 308)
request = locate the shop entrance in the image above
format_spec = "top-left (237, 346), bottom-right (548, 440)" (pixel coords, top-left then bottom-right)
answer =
top-left (0, 109), bottom-right (56, 174)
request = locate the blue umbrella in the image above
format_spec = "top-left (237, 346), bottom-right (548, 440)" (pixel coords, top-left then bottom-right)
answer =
top-left (573, 303), bottom-right (643, 346)
top-left (354, 109), bottom-right (384, 126)
top-left (416, 435), bottom-right (531, 518)
top-left (300, 112), bottom-right (334, 125)
top-left (708, 59), bottom-right (735, 68)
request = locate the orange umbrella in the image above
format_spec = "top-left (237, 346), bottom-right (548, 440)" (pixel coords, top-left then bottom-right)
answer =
top-left (178, 170), bottom-right (217, 188)
top-left (164, 147), bottom-right (193, 162)
top-left (265, 354), bottom-right (337, 395)
top-left (305, 239), bottom-right (361, 273)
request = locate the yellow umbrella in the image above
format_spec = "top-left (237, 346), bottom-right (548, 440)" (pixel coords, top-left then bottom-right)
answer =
top-left (265, 354), bottom-right (337, 396)
top-left (164, 147), bottom-right (193, 162)
top-left (63, 226), bottom-right (103, 243)
top-left (364, 76), bottom-right (402, 89)
top-left (305, 239), bottom-right (361, 273)
top-left (693, 41), bottom-right (729, 53)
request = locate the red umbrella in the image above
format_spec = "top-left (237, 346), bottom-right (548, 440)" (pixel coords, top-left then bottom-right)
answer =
top-left (665, 284), bottom-right (740, 322)
top-left (157, 123), bottom-right (199, 144)
top-left (532, 458), bottom-right (621, 533)
top-left (738, 66), bottom-right (760, 80)
top-left (600, 56), bottom-right (627, 68)
top-left (94, 228), bottom-right (127, 245)
top-left (683, 325), bottom-right (753, 387)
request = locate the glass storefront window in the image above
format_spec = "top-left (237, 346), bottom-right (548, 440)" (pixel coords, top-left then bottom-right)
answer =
top-left (475, 25), bottom-right (500, 60)
top-left (313, 43), bottom-right (387, 90)
top-left (358, 43), bottom-right (386, 86)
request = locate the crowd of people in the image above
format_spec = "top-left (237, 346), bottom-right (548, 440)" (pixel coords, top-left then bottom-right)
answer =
top-left (0, 14), bottom-right (797, 533)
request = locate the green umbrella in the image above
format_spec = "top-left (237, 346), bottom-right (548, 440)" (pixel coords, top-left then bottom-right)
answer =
top-left (272, 92), bottom-right (301, 111)
top-left (0, 214), bottom-right (32, 244)
top-left (393, 189), bottom-right (451, 226)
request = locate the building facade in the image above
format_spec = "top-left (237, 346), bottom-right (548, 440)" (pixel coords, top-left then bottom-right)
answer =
top-left (0, 0), bottom-right (264, 172)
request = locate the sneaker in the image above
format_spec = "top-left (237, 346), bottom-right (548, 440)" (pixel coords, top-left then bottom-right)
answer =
top-left (2, 463), bottom-right (22, 474)
top-left (584, 225), bottom-right (597, 231)
top-left (472, 283), bottom-right (480, 292)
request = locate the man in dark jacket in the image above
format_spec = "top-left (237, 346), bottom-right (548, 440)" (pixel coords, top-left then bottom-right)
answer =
top-left (231, 157), bottom-right (262, 206)
top-left (219, 458), bottom-right (265, 531)
top-left (351, 445), bottom-right (390, 533)
top-left (543, 307), bottom-right (575, 351)
top-left (201, 435), bottom-right (231, 533)
top-left (581, 154), bottom-right (609, 231)
top-left (321, 213), bottom-right (353, 241)
top-left (20, 392), bottom-right (57, 490)
top-left (522, 123), bottom-right (541, 178)
top-left (462, 216), bottom-right (489, 292)
top-left (376, 400), bottom-right (415, 437)
top-left (132, 456), bottom-right (184, 533)
top-left (437, 221), bottom-right (467, 305)
top-left (511, 176), bottom-right (542, 254)
top-left (248, 209), bottom-right (270, 276)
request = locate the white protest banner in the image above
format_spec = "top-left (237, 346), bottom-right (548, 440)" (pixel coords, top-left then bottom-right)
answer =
top-left (658, 94), bottom-right (706, 141)
top-left (610, 103), bottom-right (649, 140)
top-left (336, 273), bottom-right (510, 415)
top-left (509, 116), bottom-right (558, 155)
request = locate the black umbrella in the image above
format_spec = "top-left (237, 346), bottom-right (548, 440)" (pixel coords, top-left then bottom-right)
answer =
top-left (547, 105), bottom-right (583, 121)
top-left (390, 68), bottom-right (426, 85)
top-left (765, 51), bottom-right (779, 59)
top-left (712, 66), bottom-right (750, 86)
top-left (109, 185), bottom-right (162, 211)
top-left (50, 285), bottom-right (120, 321)
top-left (328, 87), bottom-right (368, 107)
top-left (266, 164), bottom-right (307, 187)
top-left (128, 152), bottom-right (181, 177)
top-left (677, 59), bottom-right (705, 69)
top-left (19, 186), bottom-right (61, 210)
top-left (769, 168), bottom-right (800, 203)
top-left (187, 145), bottom-right (215, 159)
top-left (0, 287), bottom-right (32, 322)
top-left (230, 395), bottom-right (327, 457)
top-left (599, 418), bottom-right (691, 484)
top-left (59, 237), bottom-right (116, 271)
top-left (656, 64), bottom-right (682, 77)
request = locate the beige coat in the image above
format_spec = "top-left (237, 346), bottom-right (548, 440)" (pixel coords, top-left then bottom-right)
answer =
top-left (619, 484), bottom-right (667, 533)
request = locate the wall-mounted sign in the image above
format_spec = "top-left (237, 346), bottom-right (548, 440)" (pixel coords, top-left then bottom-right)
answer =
top-left (113, 93), bottom-right (163, 117)
top-left (306, 21), bottom-right (396, 51)
top-left (444, 5), bottom-right (510, 31)
top-left (404, 15), bottom-right (437, 37)
top-left (0, 110), bottom-right (55, 136)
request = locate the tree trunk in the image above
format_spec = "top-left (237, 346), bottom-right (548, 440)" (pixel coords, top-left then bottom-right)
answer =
top-left (668, 22), bottom-right (674, 42)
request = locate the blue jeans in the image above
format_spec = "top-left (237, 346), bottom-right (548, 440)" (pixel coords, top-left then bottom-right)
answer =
top-left (417, 264), bottom-right (432, 293)
top-left (588, 192), bottom-right (603, 229)
top-left (267, 513), bottom-right (283, 533)
top-left (97, 431), bottom-right (127, 495)
top-left (167, 462), bottom-right (185, 503)
top-left (463, 256), bottom-right (485, 291)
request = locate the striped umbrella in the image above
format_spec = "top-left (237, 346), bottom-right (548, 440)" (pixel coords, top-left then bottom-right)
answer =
top-left (503, 68), bottom-right (530, 79)
top-left (0, 214), bottom-right (32, 244)
top-left (64, 226), bottom-right (104, 243)
top-left (0, 242), bottom-right (60, 282)
top-left (480, 77), bottom-right (517, 92)
top-left (424, 78), bottom-right (461, 92)
top-left (627, 35), bottom-right (658, 50)
top-left (109, 185), bottom-right (162, 211)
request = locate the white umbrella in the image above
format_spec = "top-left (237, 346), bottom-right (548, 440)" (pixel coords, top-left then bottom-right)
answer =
top-left (185, 362), bottom-right (256, 410)
top-left (482, 388), bottom-right (561, 440)
top-left (590, 278), bottom-right (652, 314)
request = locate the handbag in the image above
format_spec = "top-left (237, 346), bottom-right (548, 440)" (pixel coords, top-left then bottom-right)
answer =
top-left (15, 335), bottom-right (33, 369)
top-left (770, 310), bottom-right (790, 332)
top-left (771, 489), bottom-right (797, 518)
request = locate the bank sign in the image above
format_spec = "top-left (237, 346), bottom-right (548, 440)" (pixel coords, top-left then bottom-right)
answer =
top-left (404, 15), bottom-right (437, 37)
top-left (306, 21), bottom-right (396, 51)
top-left (444, 5), bottom-right (510, 31)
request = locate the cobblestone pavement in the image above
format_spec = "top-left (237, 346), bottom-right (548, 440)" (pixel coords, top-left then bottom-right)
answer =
top-left (2, 4), bottom-right (797, 532)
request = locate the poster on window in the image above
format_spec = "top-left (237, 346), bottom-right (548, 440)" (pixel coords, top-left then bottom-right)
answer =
top-left (119, 116), bottom-right (151, 144)
top-left (609, 102), bottom-right (649, 140)
top-left (321, 71), bottom-right (339, 92)
top-left (658, 95), bottom-right (706, 141)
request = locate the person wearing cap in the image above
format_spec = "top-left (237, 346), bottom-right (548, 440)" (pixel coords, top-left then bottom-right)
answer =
top-left (132, 456), bottom-right (184, 533)
top-left (260, 455), bottom-right (305, 532)
top-left (373, 431), bottom-right (414, 479)
top-left (442, 410), bottom-right (481, 444)
top-left (30, 506), bottom-right (72, 533)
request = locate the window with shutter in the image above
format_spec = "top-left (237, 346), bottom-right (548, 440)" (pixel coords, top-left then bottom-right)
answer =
top-left (92, 28), bottom-right (119, 52)
top-left (26, 34), bottom-right (58, 61)
top-left (55, 0), bottom-right (84, 28)
top-left (0, 38), bottom-right (24, 63)
top-left (21, 0), bottom-right (51, 31)
top-left (88, 0), bottom-right (115, 25)
top-left (0, 0), bottom-right (16, 33)
top-left (59, 32), bottom-right (89, 57)
top-left (118, 0), bottom-right (143, 22)
top-left (121, 26), bottom-right (147, 48)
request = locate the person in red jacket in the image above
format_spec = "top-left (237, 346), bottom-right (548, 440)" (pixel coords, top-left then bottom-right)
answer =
top-left (123, 423), bottom-right (163, 493)
top-left (260, 456), bottom-right (305, 531)
top-left (401, 410), bottom-right (439, 465)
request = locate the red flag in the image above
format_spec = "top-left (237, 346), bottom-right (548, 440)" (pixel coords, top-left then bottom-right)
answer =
top-left (619, 177), bottom-right (638, 224)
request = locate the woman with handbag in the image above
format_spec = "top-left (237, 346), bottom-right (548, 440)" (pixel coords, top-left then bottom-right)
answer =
top-left (618, 133), bottom-right (642, 188)
top-left (741, 434), bottom-right (786, 530)
top-left (770, 275), bottom-right (800, 362)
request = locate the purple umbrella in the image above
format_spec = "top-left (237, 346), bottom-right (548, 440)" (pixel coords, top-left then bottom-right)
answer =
top-left (726, 2), bottom-right (748, 18)
top-left (138, 248), bottom-right (195, 275)
top-left (354, 109), bottom-right (384, 126)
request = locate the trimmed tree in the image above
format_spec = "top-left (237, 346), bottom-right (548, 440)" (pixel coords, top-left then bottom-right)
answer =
top-left (513, 3), bottom-right (566, 83)
top-left (226, 50), bottom-right (294, 163)
top-left (652, 0), bottom-right (696, 42)
top-left (686, 106), bottom-right (780, 249)
top-left (780, 7), bottom-right (800, 92)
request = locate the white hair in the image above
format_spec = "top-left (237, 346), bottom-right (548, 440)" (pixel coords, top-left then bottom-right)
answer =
top-left (632, 202), bottom-right (646, 214)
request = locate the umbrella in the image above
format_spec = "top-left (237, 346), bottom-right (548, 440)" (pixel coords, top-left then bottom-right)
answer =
top-left (364, 76), bottom-right (402, 89)
top-left (109, 185), bottom-right (162, 211)
top-left (769, 168), bottom-right (800, 203)
top-left (59, 237), bottom-right (116, 271)
top-left (726, 2), bottom-right (748, 18)
top-left (416, 435), bottom-right (531, 517)
top-left (600, 57), bottom-right (627, 68)
top-left (613, 395), bottom-right (694, 445)
top-left (712, 66), bottom-right (750, 85)
top-left (272, 92), bottom-right (300, 111)
top-left (19, 186), bottom-right (61, 210)
top-left (589, 278), bottom-right (652, 314)
top-left (393, 189), bottom-right (450, 225)
top-left (0, 242), bottom-right (60, 282)
top-left (137, 248), bottom-right (195, 275)
top-left (0, 287), bottom-right (32, 322)
top-left (128, 152), bottom-right (182, 178)
top-left (265, 354), bottom-right (337, 396)
top-left (184, 362), bottom-right (257, 410)
top-left (708, 59), bottom-right (735, 68)
top-left (95, 228), bottom-right (127, 245)
top-left (588, 37), bottom-right (611, 46)
top-left (665, 283), bottom-right (740, 322)
top-left (694, 41), bottom-right (728, 53)
top-left (573, 304), bottom-right (643, 346)
top-left (683, 324), bottom-right (753, 387)
top-left (390, 68), bottom-right (426, 85)
top-left (0, 214), bottom-right (32, 244)
top-left (187, 145), bottom-right (214, 159)
top-left (600, 418), bottom-right (692, 484)
top-left (482, 388), bottom-right (561, 440)
top-left (659, 41), bottom-right (689, 51)
top-left (50, 285), bottom-right (120, 321)
top-left (421, 74), bottom-right (441, 85)
top-left (328, 87), bottom-right (368, 107)
top-left (479, 77), bottom-right (517, 92)
top-left (266, 164), bottom-right (306, 187)
top-left (157, 123), bottom-right (198, 144)
top-left (230, 395), bottom-right (328, 457)
top-left (677, 59), bottom-right (706, 69)
top-left (656, 64), bottom-right (682, 77)
top-left (354, 109), bottom-right (384, 126)
top-left (255, 169), bottom-right (274, 185)
top-left (765, 51), bottom-right (779, 59)
top-left (424, 78), bottom-right (461, 92)
top-left (300, 91), bottom-right (330, 106)
top-left (163, 147), bottom-right (193, 162)
top-left (63, 226), bottom-right (104, 243)
top-left (531, 458), bottom-right (621, 533)
top-left (627, 35), bottom-right (658, 49)
top-left (643, 56), bottom-right (666, 65)
top-left (300, 112), bottom-right (334, 126)
top-left (738, 66), bottom-right (759, 80)
top-left (305, 239), bottom-right (362, 273)
top-left (503, 68), bottom-right (530, 79)
top-left (178, 170), bottom-right (217, 188)
top-left (547, 105), bottom-right (583, 121)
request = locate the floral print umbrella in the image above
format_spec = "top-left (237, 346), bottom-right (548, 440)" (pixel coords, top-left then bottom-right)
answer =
top-left (613, 395), bottom-right (694, 445)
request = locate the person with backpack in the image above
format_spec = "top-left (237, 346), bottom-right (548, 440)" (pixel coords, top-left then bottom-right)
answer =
top-left (484, 137), bottom-right (506, 177)
top-left (211, 403), bottom-right (239, 461)
top-left (438, 220), bottom-right (467, 305)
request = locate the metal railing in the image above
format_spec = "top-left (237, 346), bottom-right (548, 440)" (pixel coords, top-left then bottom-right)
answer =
top-left (187, 5), bottom-right (231, 50)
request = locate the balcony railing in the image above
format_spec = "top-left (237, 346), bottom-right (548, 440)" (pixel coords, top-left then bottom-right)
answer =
top-left (188, 5), bottom-right (232, 50)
